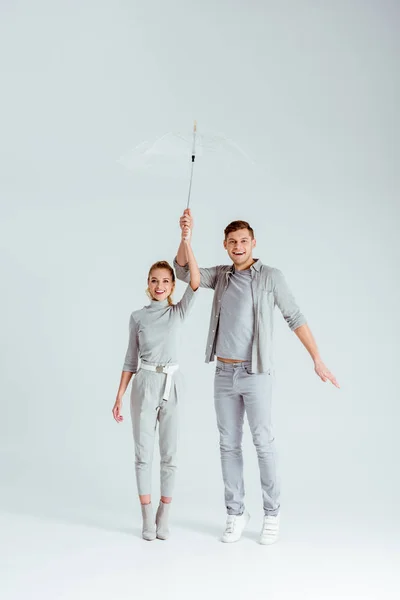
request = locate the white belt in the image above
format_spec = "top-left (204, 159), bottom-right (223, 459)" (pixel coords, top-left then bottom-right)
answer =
top-left (139, 362), bottom-right (179, 401)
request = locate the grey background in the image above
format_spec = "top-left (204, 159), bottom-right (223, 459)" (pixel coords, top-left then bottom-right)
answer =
top-left (1, 0), bottom-right (399, 545)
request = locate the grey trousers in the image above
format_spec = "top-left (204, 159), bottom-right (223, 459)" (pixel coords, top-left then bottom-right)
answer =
top-left (130, 369), bottom-right (179, 497)
top-left (214, 360), bottom-right (280, 516)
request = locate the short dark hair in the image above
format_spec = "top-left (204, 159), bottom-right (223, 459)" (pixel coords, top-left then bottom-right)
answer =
top-left (224, 220), bottom-right (254, 240)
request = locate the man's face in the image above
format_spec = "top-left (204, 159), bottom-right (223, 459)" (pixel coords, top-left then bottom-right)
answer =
top-left (224, 228), bottom-right (256, 267)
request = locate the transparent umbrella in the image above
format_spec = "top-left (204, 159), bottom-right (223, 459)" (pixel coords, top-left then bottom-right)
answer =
top-left (117, 121), bottom-right (256, 208)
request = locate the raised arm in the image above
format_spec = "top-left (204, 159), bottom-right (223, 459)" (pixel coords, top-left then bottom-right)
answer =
top-left (175, 209), bottom-right (218, 289)
top-left (176, 237), bottom-right (188, 269)
top-left (181, 225), bottom-right (200, 291)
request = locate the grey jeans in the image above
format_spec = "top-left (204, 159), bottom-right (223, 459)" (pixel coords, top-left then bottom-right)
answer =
top-left (214, 360), bottom-right (280, 516)
top-left (130, 369), bottom-right (179, 497)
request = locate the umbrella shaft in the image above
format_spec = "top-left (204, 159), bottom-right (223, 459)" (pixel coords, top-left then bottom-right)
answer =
top-left (187, 121), bottom-right (197, 208)
top-left (187, 160), bottom-right (195, 208)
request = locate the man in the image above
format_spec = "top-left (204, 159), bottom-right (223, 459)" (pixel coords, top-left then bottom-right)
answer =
top-left (174, 209), bottom-right (339, 545)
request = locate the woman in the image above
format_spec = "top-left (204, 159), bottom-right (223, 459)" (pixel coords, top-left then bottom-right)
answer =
top-left (112, 222), bottom-right (199, 541)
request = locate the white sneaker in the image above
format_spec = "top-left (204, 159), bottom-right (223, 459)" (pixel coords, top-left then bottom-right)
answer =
top-left (221, 510), bottom-right (250, 543)
top-left (259, 514), bottom-right (280, 545)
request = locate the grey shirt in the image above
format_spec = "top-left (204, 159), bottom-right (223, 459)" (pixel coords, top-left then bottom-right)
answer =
top-left (123, 284), bottom-right (196, 372)
top-left (215, 268), bottom-right (254, 361)
top-left (173, 257), bottom-right (307, 374)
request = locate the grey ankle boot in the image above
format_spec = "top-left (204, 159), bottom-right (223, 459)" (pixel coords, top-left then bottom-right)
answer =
top-left (141, 503), bottom-right (156, 541)
top-left (156, 501), bottom-right (171, 540)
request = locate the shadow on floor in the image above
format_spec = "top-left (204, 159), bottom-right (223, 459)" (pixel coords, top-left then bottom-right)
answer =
top-left (173, 518), bottom-right (221, 539)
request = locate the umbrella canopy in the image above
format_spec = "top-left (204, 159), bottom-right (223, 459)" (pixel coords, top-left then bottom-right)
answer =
top-left (117, 123), bottom-right (256, 207)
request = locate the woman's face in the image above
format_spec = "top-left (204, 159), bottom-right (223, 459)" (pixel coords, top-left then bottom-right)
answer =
top-left (148, 268), bottom-right (175, 302)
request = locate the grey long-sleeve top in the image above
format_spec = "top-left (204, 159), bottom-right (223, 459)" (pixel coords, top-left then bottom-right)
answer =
top-left (123, 285), bottom-right (196, 372)
top-left (173, 257), bottom-right (306, 374)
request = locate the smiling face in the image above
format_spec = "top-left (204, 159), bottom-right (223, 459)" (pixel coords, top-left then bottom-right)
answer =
top-left (224, 228), bottom-right (256, 270)
top-left (148, 268), bottom-right (175, 302)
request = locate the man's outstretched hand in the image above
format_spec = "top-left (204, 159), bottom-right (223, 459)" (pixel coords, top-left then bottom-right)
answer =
top-left (294, 325), bottom-right (340, 389)
top-left (314, 359), bottom-right (340, 388)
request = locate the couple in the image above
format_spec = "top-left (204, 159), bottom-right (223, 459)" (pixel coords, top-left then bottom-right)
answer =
top-left (112, 209), bottom-right (339, 544)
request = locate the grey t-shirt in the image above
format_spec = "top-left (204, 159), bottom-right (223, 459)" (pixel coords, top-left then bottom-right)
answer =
top-left (123, 285), bottom-right (196, 372)
top-left (215, 268), bottom-right (254, 361)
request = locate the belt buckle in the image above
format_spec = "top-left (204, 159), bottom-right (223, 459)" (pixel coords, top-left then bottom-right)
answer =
top-left (156, 365), bottom-right (165, 373)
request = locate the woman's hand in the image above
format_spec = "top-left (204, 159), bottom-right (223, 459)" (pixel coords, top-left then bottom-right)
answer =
top-left (182, 225), bottom-right (191, 243)
top-left (179, 209), bottom-right (193, 232)
top-left (112, 398), bottom-right (124, 423)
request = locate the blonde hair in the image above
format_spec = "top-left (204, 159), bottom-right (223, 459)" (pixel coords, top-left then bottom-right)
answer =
top-left (146, 261), bottom-right (176, 306)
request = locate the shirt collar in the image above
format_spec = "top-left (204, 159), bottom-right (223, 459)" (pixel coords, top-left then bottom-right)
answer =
top-left (228, 258), bottom-right (262, 274)
top-left (148, 299), bottom-right (169, 310)
top-left (251, 258), bottom-right (262, 271)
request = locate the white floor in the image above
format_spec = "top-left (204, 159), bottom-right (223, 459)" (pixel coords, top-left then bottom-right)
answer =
top-left (1, 506), bottom-right (398, 600)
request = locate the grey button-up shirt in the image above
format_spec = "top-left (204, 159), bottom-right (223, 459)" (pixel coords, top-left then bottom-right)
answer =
top-left (173, 257), bottom-right (307, 374)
